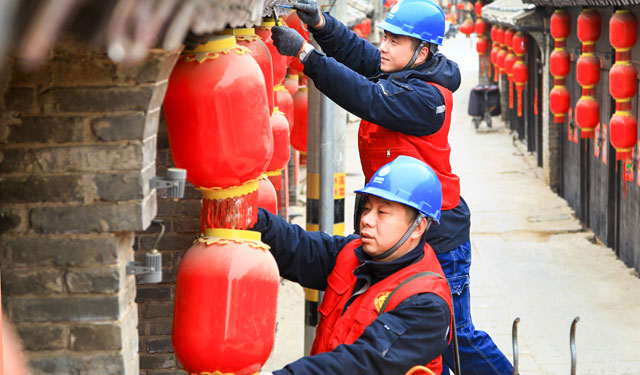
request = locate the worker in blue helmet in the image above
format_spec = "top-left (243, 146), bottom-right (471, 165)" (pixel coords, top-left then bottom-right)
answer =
top-left (254, 156), bottom-right (454, 375)
top-left (270, 1), bottom-right (514, 374)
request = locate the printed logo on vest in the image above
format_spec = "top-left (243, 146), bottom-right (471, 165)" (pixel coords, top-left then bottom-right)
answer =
top-left (374, 291), bottom-right (391, 313)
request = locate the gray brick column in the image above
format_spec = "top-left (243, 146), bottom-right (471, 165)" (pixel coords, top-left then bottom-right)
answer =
top-left (0, 35), bottom-right (179, 375)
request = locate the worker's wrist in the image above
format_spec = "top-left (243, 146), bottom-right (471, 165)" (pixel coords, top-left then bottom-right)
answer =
top-left (297, 43), bottom-right (315, 63)
top-left (314, 14), bottom-right (325, 29)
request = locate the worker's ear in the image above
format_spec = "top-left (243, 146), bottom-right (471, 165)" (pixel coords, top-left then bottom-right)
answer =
top-left (415, 46), bottom-right (430, 65)
top-left (410, 216), bottom-right (428, 240)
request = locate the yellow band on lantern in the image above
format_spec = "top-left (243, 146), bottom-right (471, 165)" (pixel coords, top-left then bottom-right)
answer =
top-left (205, 228), bottom-right (261, 241)
top-left (274, 84), bottom-right (286, 92)
top-left (234, 27), bottom-right (256, 36)
top-left (265, 169), bottom-right (282, 177)
top-left (613, 110), bottom-right (632, 116)
top-left (273, 106), bottom-right (285, 115)
top-left (299, 86), bottom-right (308, 92)
top-left (261, 17), bottom-right (276, 27)
top-left (193, 35), bottom-right (236, 53)
top-left (199, 179), bottom-right (259, 200)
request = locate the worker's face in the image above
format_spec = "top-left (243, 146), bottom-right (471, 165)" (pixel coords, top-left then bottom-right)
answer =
top-left (359, 195), bottom-right (415, 261)
top-left (379, 31), bottom-right (417, 72)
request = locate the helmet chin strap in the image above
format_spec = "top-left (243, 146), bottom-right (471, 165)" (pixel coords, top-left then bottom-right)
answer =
top-left (372, 213), bottom-right (427, 261)
top-left (402, 40), bottom-right (426, 71)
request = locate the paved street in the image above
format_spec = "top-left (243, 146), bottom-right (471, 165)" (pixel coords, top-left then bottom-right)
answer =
top-left (263, 33), bottom-right (640, 374)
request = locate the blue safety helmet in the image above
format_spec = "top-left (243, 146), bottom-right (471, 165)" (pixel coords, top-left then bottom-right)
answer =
top-left (355, 155), bottom-right (442, 223)
top-left (377, 0), bottom-right (446, 46)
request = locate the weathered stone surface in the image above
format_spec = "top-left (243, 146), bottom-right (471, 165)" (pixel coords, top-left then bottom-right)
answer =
top-left (7, 235), bottom-right (129, 266)
top-left (91, 112), bottom-right (147, 141)
top-left (66, 268), bottom-right (119, 293)
top-left (4, 87), bottom-right (35, 113)
top-left (50, 56), bottom-right (116, 86)
top-left (9, 116), bottom-right (86, 144)
top-left (8, 295), bottom-right (119, 322)
top-left (16, 325), bottom-right (67, 351)
top-left (1, 268), bottom-right (64, 295)
top-left (0, 175), bottom-right (85, 203)
top-left (139, 354), bottom-right (175, 370)
top-left (30, 199), bottom-right (154, 233)
top-left (41, 86), bottom-right (156, 113)
top-left (94, 172), bottom-right (147, 201)
top-left (145, 320), bottom-right (173, 336)
top-left (140, 234), bottom-right (194, 251)
top-left (135, 286), bottom-right (171, 303)
top-left (29, 353), bottom-right (125, 375)
top-left (0, 210), bottom-right (22, 234)
top-left (145, 337), bottom-right (173, 354)
top-left (142, 303), bottom-right (174, 319)
top-left (115, 50), bottom-right (180, 84)
top-left (70, 324), bottom-right (122, 351)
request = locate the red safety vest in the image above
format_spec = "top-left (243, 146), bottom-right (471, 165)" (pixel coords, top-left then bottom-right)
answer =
top-left (358, 82), bottom-right (460, 210)
top-left (311, 239), bottom-right (453, 374)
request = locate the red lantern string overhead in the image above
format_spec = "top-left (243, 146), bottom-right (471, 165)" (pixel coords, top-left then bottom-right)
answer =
top-left (512, 32), bottom-right (529, 117)
top-left (503, 28), bottom-right (516, 110)
top-left (475, 4), bottom-right (489, 77)
top-left (230, 28), bottom-right (274, 116)
top-left (490, 25), bottom-right (500, 82)
top-left (256, 18), bottom-right (287, 85)
top-left (496, 26), bottom-right (507, 78)
top-left (549, 9), bottom-right (571, 123)
top-left (575, 8), bottom-right (601, 138)
top-left (609, 9), bottom-right (638, 161)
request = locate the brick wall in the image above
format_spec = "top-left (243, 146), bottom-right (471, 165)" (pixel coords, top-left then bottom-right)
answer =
top-left (134, 114), bottom-right (201, 375)
top-left (541, 32), bottom-right (562, 191)
top-left (0, 35), bottom-right (178, 374)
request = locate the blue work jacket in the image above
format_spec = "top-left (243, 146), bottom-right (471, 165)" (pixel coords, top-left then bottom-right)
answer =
top-left (302, 13), bottom-right (470, 252)
top-left (253, 208), bottom-right (450, 375)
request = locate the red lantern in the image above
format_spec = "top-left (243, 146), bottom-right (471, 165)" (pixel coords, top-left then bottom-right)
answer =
top-left (256, 18), bottom-right (287, 85)
top-left (475, 0), bottom-right (483, 17)
top-left (267, 108), bottom-right (291, 173)
top-left (285, 73), bottom-right (299, 96)
top-left (609, 9), bottom-right (638, 160)
top-left (456, 2), bottom-right (465, 10)
top-left (163, 35), bottom-right (272, 231)
top-left (476, 37), bottom-right (489, 54)
top-left (490, 42), bottom-right (500, 82)
top-left (512, 32), bottom-right (528, 117)
top-left (173, 229), bottom-right (279, 375)
top-left (549, 9), bottom-right (571, 123)
top-left (232, 28), bottom-right (274, 115)
top-left (475, 18), bottom-right (488, 35)
top-left (291, 86), bottom-right (308, 152)
top-left (491, 24), bottom-right (498, 41)
top-left (258, 175), bottom-right (278, 214)
top-left (275, 84), bottom-right (294, 130)
top-left (504, 29), bottom-right (516, 109)
top-left (575, 8), bottom-right (601, 138)
top-left (460, 17), bottom-right (474, 37)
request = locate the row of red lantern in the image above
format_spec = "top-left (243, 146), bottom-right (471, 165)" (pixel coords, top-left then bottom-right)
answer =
top-left (575, 8), bottom-right (602, 139)
top-left (488, 25), bottom-right (529, 117)
top-left (165, 13), bottom-right (313, 375)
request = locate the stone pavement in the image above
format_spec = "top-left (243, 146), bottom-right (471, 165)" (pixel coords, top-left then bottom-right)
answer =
top-left (263, 33), bottom-right (640, 374)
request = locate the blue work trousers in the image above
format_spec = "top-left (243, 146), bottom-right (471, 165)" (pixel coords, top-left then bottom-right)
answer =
top-left (436, 240), bottom-right (514, 375)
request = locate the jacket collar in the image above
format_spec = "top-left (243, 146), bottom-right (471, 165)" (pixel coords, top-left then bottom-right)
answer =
top-left (353, 237), bottom-right (426, 284)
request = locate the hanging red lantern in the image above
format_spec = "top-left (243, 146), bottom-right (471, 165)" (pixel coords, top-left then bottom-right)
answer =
top-left (256, 18), bottom-right (287, 85)
top-left (456, 2), bottom-right (465, 10)
top-left (503, 28), bottom-right (516, 110)
top-left (512, 32), bottom-right (528, 117)
top-left (475, 0), bottom-right (483, 17)
top-left (460, 17), bottom-right (474, 37)
top-left (230, 27), bottom-right (274, 116)
top-left (266, 107), bottom-right (291, 213)
top-left (476, 37), bottom-right (489, 54)
top-left (285, 72), bottom-right (299, 96)
top-left (291, 85), bottom-right (308, 153)
top-left (173, 229), bottom-right (279, 375)
top-left (258, 175), bottom-right (278, 214)
top-left (475, 18), bottom-right (488, 35)
top-left (163, 35), bottom-right (272, 231)
top-left (609, 9), bottom-right (638, 160)
top-left (575, 8), bottom-right (601, 138)
top-left (490, 41), bottom-right (500, 82)
top-left (549, 9), bottom-right (571, 123)
top-left (275, 84), bottom-right (294, 130)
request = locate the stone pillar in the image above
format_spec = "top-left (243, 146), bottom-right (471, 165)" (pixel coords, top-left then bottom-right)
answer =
top-left (541, 32), bottom-right (562, 191)
top-left (0, 35), bottom-right (179, 375)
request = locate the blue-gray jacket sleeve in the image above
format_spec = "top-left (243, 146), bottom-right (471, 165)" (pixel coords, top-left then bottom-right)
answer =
top-left (272, 293), bottom-right (451, 375)
top-left (310, 13), bottom-right (381, 77)
top-left (252, 208), bottom-right (357, 291)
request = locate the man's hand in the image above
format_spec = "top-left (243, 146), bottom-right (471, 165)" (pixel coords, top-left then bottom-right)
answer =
top-left (292, 0), bottom-right (324, 28)
top-left (271, 26), bottom-right (305, 57)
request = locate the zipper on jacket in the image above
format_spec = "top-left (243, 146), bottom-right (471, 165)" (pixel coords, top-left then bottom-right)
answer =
top-left (386, 149), bottom-right (391, 158)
